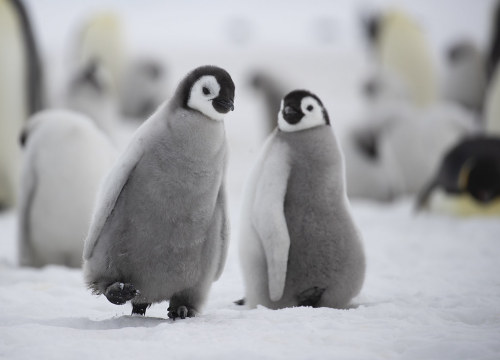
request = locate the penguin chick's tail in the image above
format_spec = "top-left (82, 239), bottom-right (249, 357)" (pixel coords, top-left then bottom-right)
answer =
top-left (297, 287), bottom-right (326, 308)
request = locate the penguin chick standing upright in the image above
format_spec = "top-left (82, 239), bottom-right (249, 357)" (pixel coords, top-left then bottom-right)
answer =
top-left (18, 110), bottom-right (117, 267)
top-left (83, 65), bottom-right (235, 319)
top-left (239, 90), bottom-right (365, 309)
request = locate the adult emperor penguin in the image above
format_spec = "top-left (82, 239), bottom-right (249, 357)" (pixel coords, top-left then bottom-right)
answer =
top-left (71, 11), bottom-right (125, 93)
top-left (18, 110), bottom-right (117, 267)
top-left (239, 90), bottom-right (365, 309)
top-left (0, 0), bottom-right (43, 209)
top-left (83, 65), bottom-right (234, 319)
top-left (415, 137), bottom-right (500, 216)
top-left (365, 9), bottom-right (438, 108)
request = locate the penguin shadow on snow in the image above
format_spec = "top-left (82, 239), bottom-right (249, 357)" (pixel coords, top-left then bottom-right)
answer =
top-left (11, 315), bottom-right (166, 331)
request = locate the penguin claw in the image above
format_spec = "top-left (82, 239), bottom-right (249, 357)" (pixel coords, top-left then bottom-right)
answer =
top-left (167, 305), bottom-right (195, 320)
top-left (104, 282), bottom-right (139, 305)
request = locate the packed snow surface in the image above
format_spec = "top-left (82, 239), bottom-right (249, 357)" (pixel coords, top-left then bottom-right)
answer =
top-left (1, 200), bottom-right (499, 360)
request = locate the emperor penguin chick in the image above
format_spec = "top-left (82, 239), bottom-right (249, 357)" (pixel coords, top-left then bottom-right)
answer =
top-left (83, 65), bottom-right (235, 319)
top-left (239, 90), bottom-right (365, 309)
top-left (18, 110), bottom-right (117, 267)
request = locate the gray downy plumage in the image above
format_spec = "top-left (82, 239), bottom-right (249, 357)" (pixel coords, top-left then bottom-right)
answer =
top-left (83, 65), bottom-right (235, 319)
top-left (239, 90), bottom-right (365, 310)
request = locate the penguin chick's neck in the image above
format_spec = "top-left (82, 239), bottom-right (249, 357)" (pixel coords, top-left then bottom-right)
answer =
top-left (165, 105), bottom-right (227, 155)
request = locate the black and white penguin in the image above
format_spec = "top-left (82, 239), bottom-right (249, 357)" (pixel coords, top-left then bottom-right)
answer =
top-left (239, 90), bottom-right (365, 309)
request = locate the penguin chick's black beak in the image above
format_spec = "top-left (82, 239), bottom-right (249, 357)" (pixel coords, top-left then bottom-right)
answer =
top-left (212, 97), bottom-right (235, 113)
top-left (283, 106), bottom-right (303, 124)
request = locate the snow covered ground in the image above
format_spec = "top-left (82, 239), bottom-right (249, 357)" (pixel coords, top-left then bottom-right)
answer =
top-left (1, 0), bottom-right (500, 359)
top-left (1, 200), bottom-right (500, 359)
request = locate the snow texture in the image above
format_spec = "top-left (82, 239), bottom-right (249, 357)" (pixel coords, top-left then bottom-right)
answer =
top-left (1, 201), bottom-right (500, 359)
top-left (1, 0), bottom-right (500, 359)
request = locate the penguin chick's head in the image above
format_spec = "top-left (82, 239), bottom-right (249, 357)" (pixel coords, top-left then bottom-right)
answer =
top-left (460, 157), bottom-right (500, 204)
top-left (181, 65), bottom-right (235, 121)
top-left (278, 90), bottom-right (330, 132)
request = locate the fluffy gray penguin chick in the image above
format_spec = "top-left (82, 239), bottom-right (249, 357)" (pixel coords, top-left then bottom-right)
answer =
top-left (83, 65), bottom-right (235, 319)
top-left (239, 90), bottom-right (365, 309)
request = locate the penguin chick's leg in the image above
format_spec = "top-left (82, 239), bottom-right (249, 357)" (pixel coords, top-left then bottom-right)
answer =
top-left (131, 303), bottom-right (151, 316)
top-left (104, 282), bottom-right (140, 305)
top-left (297, 287), bottom-right (326, 308)
top-left (167, 286), bottom-right (208, 320)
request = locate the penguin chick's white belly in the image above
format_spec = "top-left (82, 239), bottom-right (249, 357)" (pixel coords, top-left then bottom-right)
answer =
top-left (242, 128), bottom-right (365, 309)
top-left (88, 117), bottom-right (226, 303)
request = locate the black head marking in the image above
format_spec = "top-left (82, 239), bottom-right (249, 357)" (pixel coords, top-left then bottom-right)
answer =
top-left (176, 65), bottom-right (235, 113)
top-left (466, 157), bottom-right (500, 203)
top-left (281, 89), bottom-right (330, 125)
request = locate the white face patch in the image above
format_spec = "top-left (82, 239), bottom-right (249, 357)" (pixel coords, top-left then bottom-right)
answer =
top-left (278, 96), bottom-right (326, 132)
top-left (187, 75), bottom-right (225, 121)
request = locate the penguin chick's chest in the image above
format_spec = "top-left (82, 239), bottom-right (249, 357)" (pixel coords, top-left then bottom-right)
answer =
top-left (279, 129), bottom-right (347, 277)
top-left (115, 120), bottom-right (227, 248)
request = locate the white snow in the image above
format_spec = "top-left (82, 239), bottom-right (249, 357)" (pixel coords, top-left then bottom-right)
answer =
top-left (1, 0), bottom-right (500, 359)
top-left (1, 200), bottom-right (500, 359)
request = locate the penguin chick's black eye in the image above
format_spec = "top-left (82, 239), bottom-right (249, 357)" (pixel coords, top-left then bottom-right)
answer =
top-left (307, 105), bottom-right (313, 111)
top-left (202, 87), bottom-right (210, 95)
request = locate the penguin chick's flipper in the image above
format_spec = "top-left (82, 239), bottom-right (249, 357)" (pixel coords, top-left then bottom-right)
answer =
top-left (167, 305), bottom-right (196, 320)
top-left (253, 140), bottom-right (292, 302)
top-left (297, 287), bottom-right (326, 308)
top-left (234, 298), bottom-right (246, 306)
top-left (415, 178), bottom-right (439, 212)
top-left (131, 303), bottom-right (151, 316)
top-left (104, 282), bottom-right (139, 305)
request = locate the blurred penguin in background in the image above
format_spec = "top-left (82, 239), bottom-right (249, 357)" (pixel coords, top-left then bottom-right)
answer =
top-left (118, 56), bottom-right (169, 121)
top-left (362, 9), bottom-right (438, 107)
top-left (414, 8), bottom-right (500, 217)
top-left (0, 0), bottom-right (43, 210)
top-left (68, 11), bottom-right (169, 132)
top-left (442, 40), bottom-right (486, 117)
top-left (486, 0), bottom-right (500, 83)
top-left (344, 7), bottom-right (478, 202)
top-left (485, 65), bottom-right (500, 136)
top-left (416, 137), bottom-right (500, 216)
top-left (65, 59), bottom-right (119, 138)
top-left (71, 11), bottom-right (125, 94)
top-left (248, 70), bottom-right (288, 137)
top-left (485, 1), bottom-right (500, 137)
top-left (18, 110), bottom-right (116, 268)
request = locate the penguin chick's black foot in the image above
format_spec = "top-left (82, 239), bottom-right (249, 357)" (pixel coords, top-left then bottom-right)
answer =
top-left (104, 282), bottom-right (140, 305)
top-left (234, 298), bottom-right (246, 306)
top-left (167, 305), bottom-right (196, 320)
top-left (131, 303), bottom-right (151, 316)
top-left (297, 286), bottom-right (326, 308)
